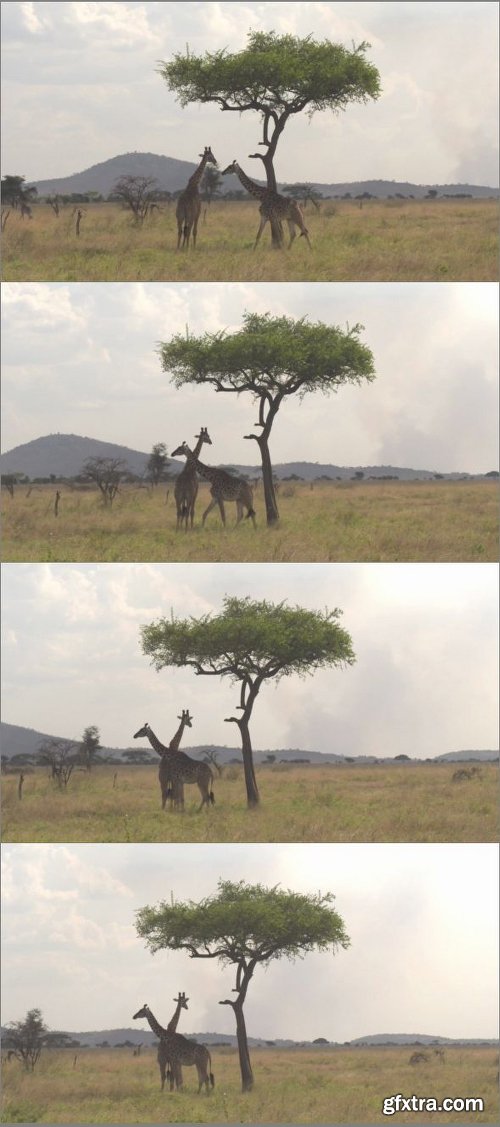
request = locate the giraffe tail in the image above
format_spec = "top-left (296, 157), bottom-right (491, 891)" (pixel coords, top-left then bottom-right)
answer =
top-left (209, 790), bottom-right (215, 805)
top-left (245, 508), bottom-right (256, 519)
top-left (210, 1072), bottom-right (215, 1088)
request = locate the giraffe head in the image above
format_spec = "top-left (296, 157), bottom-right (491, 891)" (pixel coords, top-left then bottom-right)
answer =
top-left (171, 441), bottom-right (192, 458)
top-left (194, 427), bottom-right (212, 448)
top-left (221, 161), bottom-right (239, 176)
top-left (132, 1004), bottom-right (150, 1020)
top-left (200, 146), bottom-right (217, 167)
top-left (178, 710), bottom-right (193, 728)
top-left (133, 723), bottom-right (150, 739)
top-left (174, 991), bottom-right (189, 1011)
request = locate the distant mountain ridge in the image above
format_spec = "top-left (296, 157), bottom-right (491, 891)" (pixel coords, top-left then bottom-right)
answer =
top-left (1, 1022), bottom-right (495, 1049)
top-left (27, 151), bottom-right (499, 199)
top-left (2, 722), bottom-right (498, 767)
top-left (1, 433), bottom-right (494, 482)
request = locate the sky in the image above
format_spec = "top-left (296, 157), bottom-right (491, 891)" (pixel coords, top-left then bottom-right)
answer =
top-left (1, 843), bottom-right (498, 1040)
top-left (1, 2), bottom-right (498, 187)
top-left (1, 282), bottom-right (498, 473)
top-left (1, 562), bottom-right (498, 758)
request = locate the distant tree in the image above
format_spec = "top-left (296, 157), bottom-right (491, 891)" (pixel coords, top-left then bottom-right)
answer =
top-left (80, 725), bottom-right (101, 772)
top-left (395, 754), bottom-right (410, 761)
top-left (46, 194), bottom-right (63, 216)
top-left (146, 442), bottom-right (169, 486)
top-left (39, 738), bottom-right (79, 789)
top-left (159, 311), bottom-right (375, 525)
top-left (202, 749), bottom-right (223, 775)
top-left (141, 595), bottom-right (355, 808)
top-left (113, 175), bottom-right (159, 224)
top-left (136, 879), bottom-right (350, 1092)
top-left (1, 175), bottom-right (37, 209)
top-left (425, 189), bottom-right (438, 199)
top-left (159, 30), bottom-right (380, 246)
top-left (202, 166), bottom-right (222, 204)
top-left (81, 456), bottom-right (127, 506)
top-left (1, 474), bottom-right (18, 497)
top-left (3, 1009), bottom-right (48, 1072)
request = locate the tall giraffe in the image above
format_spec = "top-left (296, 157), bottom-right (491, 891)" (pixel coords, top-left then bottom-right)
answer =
top-left (174, 428), bottom-right (212, 530)
top-left (167, 709), bottom-right (193, 807)
top-left (133, 722), bottom-right (215, 811)
top-left (171, 442), bottom-right (256, 528)
top-left (133, 1003), bottom-right (214, 1093)
top-left (176, 147), bottom-right (217, 249)
top-left (221, 160), bottom-right (311, 250)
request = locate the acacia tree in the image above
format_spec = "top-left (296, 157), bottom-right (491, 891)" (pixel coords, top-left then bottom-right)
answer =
top-left (141, 596), bottom-right (355, 808)
top-left (146, 442), bottom-right (169, 486)
top-left (159, 312), bottom-right (376, 525)
top-left (4, 1009), bottom-right (48, 1072)
top-left (113, 175), bottom-right (159, 224)
top-left (81, 456), bottom-right (127, 506)
top-left (136, 880), bottom-right (350, 1092)
top-left (80, 725), bottom-right (101, 772)
top-left (39, 739), bottom-right (79, 789)
top-left (159, 30), bottom-right (380, 245)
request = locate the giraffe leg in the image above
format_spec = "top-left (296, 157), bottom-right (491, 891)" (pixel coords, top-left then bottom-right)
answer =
top-left (253, 212), bottom-right (269, 249)
top-left (287, 220), bottom-right (297, 247)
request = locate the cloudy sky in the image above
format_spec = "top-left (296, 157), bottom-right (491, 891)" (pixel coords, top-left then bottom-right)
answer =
top-left (2, 282), bottom-right (498, 473)
top-left (1, 2), bottom-right (498, 187)
top-left (1, 843), bottom-right (498, 1040)
top-left (1, 562), bottom-right (498, 757)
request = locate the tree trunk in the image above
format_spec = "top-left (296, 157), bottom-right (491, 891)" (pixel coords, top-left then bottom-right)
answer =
top-left (234, 1001), bottom-right (254, 1092)
top-left (239, 719), bottom-right (260, 808)
top-left (257, 437), bottom-right (279, 525)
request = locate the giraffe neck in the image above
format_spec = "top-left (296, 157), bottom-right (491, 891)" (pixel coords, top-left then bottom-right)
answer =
top-left (169, 716), bottom-right (187, 753)
top-left (143, 1007), bottom-right (167, 1040)
top-left (145, 727), bottom-right (168, 756)
top-left (179, 433), bottom-right (206, 478)
top-left (187, 153), bottom-right (210, 193)
top-left (184, 450), bottom-right (217, 485)
top-left (233, 164), bottom-right (267, 201)
top-left (166, 999), bottom-right (183, 1033)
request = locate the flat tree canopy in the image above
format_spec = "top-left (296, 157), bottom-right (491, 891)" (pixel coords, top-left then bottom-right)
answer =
top-left (136, 879), bottom-right (350, 1090)
top-left (141, 596), bottom-right (355, 806)
top-left (159, 312), bottom-right (376, 524)
top-left (159, 31), bottom-right (380, 194)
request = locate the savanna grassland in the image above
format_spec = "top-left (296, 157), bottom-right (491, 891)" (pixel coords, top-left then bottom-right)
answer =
top-left (1, 479), bottom-right (498, 563)
top-left (1, 1045), bottom-right (498, 1124)
top-left (2, 197), bottom-right (498, 282)
top-left (2, 761), bottom-right (498, 844)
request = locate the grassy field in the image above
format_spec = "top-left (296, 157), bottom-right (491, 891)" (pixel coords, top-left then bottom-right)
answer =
top-left (1, 1045), bottom-right (498, 1124)
top-left (2, 197), bottom-right (498, 282)
top-left (2, 762), bottom-right (498, 844)
top-left (1, 480), bottom-right (498, 563)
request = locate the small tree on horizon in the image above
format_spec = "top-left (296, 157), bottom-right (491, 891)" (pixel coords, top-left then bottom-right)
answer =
top-left (3, 1009), bottom-right (48, 1072)
top-left (146, 442), bottom-right (169, 486)
top-left (136, 880), bottom-right (350, 1092)
top-left (79, 725), bottom-right (101, 772)
top-left (141, 596), bottom-right (355, 807)
top-left (158, 30), bottom-right (380, 246)
top-left (112, 175), bottom-right (159, 224)
top-left (159, 312), bottom-right (376, 525)
top-left (81, 456), bottom-right (127, 506)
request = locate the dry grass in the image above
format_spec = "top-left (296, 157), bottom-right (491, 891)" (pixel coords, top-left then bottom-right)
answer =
top-left (1, 1045), bottom-right (498, 1124)
top-left (2, 762), bottom-right (498, 844)
top-left (1, 479), bottom-right (498, 563)
top-left (2, 197), bottom-right (498, 282)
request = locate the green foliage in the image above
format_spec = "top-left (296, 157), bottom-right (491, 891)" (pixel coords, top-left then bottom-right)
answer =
top-left (136, 879), bottom-right (350, 963)
top-left (159, 312), bottom-right (376, 399)
top-left (4, 1009), bottom-right (48, 1072)
top-left (1, 175), bottom-right (37, 208)
top-left (159, 31), bottom-right (380, 116)
top-left (141, 595), bottom-right (355, 684)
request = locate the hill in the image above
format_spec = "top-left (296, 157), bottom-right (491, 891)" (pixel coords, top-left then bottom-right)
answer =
top-left (1, 432), bottom-right (493, 482)
top-left (2, 721), bottom-right (498, 769)
top-left (27, 151), bottom-right (499, 199)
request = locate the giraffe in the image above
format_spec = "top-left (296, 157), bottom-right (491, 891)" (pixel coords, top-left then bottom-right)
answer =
top-left (166, 709), bottom-right (193, 808)
top-left (171, 442), bottom-right (256, 528)
top-left (174, 428), bottom-right (212, 530)
top-left (163, 991), bottom-right (189, 1088)
top-left (176, 147), bottom-right (217, 249)
top-left (409, 1051), bottom-right (430, 1065)
top-left (133, 723), bottom-right (215, 811)
top-left (132, 1003), bottom-right (214, 1093)
top-left (221, 161), bottom-right (311, 250)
